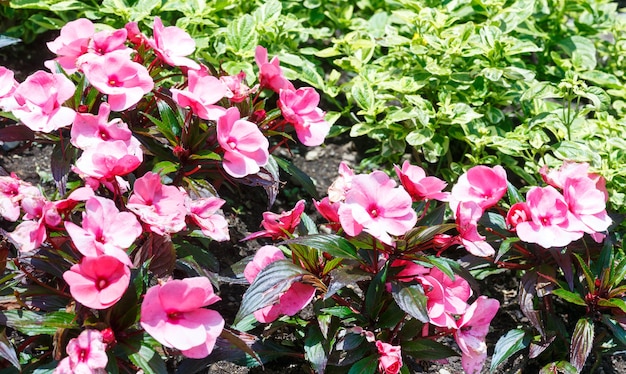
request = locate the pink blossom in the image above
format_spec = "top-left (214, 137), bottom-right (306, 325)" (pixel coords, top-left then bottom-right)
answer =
top-left (0, 173), bottom-right (41, 222)
top-left (82, 53), bottom-right (153, 111)
top-left (243, 245), bottom-right (316, 323)
top-left (148, 17), bottom-right (200, 70)
top-left (418, 268), bottom-right (472, 328)
top-left (313, 197), bottom-right (341, 231)
top-left (220, 71), bottom-right (254, 103)
top-left (541, 162), bottom-right (606, 196)
top-left (449, 165), bottom-right (508, 216)
top-left (71, 102), bottom-right (132, 149)
top-left (375, 341), bottom-right (403, 374)
top-left (127, 172), bottom-right (188, 235)
top-left (390, 259), bottom-right (430, 282)
top-left (506, 202), bottom-right (531, 229)
top-left (63, 255), bottom-right (130, 309)
top-left (187, 197), bottom-right (230, 241)
top-left (12, 70), bottom-right (76, 132)
top-left (278, 87), bottom-right (330, 146)
top-left (216, 107), bottom-right (269, 178)
top-left (0, 66), bottom-right (18, 110)
top-left (454, 296), bottom-right (500, 374)
top-left (456, 201), bottom-right (495, 257)
top-left (338, 171), bottom-right (417, 245)
top-left (124, 22), bottom-right (146, 46)
top-left (140, 277), bottom-right (224, 358)
top-left (562, 173), bottom-right (612, 235)
top-left (394, 160), bottom-right (449, 202)
top-left (88, 28), bottom-right (132, 57)
top-left (171, 69), bottom-right (229, 120)
top-left (254, 46), bottom-right (294, 93)
top-left (244, 199), bottom-right (305, 240)
top-left (46, 18), bottom-right (95, 73)
top-left (64, 196), bottom-right (141, 266)
top-left (54, 329), bottom-right (108, 374)
top-left (327, 162), bottom-right (354, 203)
top-left (72, 138), bottom-right (143, 183)
top-left (515, 186), bottom-right (585, 248)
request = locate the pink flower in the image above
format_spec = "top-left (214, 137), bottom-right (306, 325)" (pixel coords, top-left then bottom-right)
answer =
top-left (12, 70), bottom-right (76, 132)
top-left (254, 46), bottom-right (294, 93)
top-left (124, 22), bottom-right (146, 46)
top-left (148, 17), bottom-right (200, 70)
top-left (327, 162), bottom-right (354, 203)
top-left (562, 173), bottom-right (612, 234)
top-left (171, 70), bottom-right (229, 120)
top-left (0, 173), bottom-right (41, 222)
top-left (338, 171), bottom-right (417, 245)
top-left (88, 28), bottom-right (132, 57)
top-left (71, 102), bottom-right (132, 149)
top-left (72, 138), bottom-right (143, 183)
top-left (243, 245), bottom-right (316, 323)
top-left (449, 165), bottom-right (508, 216)
top-left (418, 268), bottom-right (472, 328)
top-left (313, 197), bottom-right (341, 231)
top-left (394, 161), bottom-right (449, 202)
top-left (127, 172), bottom-right (188, 235)
top-left (220, 71), bottom-right (254, 103)
top-left (278, 87), bottom-right (330, 146)
top-left (390, 259), bottom-right (430, 282)
top-left (216, 107), bottom-right (269, 178)
top-left (454, 296), bottom-right (500, 374)
top-left (46, 18), bottom-right (95, 73)
top-left (140, 277), bottom-right (224, 358)
top-left (375, 341), bottom-right (403, 374)
top-left (63, 255), bottom-right (130, 309)
top-left (54, 329), bottom-right (108, 374)
top-left (244, 199), bottom-right (305, 240)
top-left (515, 186), bottom-right (586, 248)
top-left (0, 66), bottom-right (18, 110)
top-left (64, 196), bottom-right (141, 266)
top-left (187, 197), bottom-right (230, 241)
top-left (456, 201), bottom-right (495, 257)
top-left (82, 53), bottom-right (153, 111)
top-left (506, 202), bottom-right (531, 229)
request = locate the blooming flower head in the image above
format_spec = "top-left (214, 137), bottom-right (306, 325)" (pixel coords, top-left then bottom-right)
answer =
top-left (254, 45), bottom-right (294, 93)
top-left (514, 185), bottom-right (585, 248)
top-left (71, 102), bottom-right (132, 150)
top-left (375, 341), bottom-right (403, 374)
top-left (338, 171), bottom-right (417, 245)
top-left (278, 87), bottom-right (330, 147)
top-left (54, 329), bottom-right (108, 374)
top-left (327, 161), bottom-right (355, 203)
top-left (140, 277), bottom-right (224, 358)
top-left (72, 138), bottom-right (143, 185)
top-left (394, 160), bottom-right (449, 202)
top-left (506, 202), bottom-right (532, 229)
top-left (449, 165), bottom-right (508, 216)
top-left (63, 255), bottom-right (131, 309)
top-left (127, 172), bottom-right (188, 235)
top-left (220, 71), bottom-right (254, 103)
top-left (454, 296), bottom-right (500, 374)
top-left (148, 17), bottom-right (200, 70)
top-left (418, 267), bottom-right (472, 328)
top-left (243, 245), bottom-right (316, 323)
top-left (456, 201), bottom-right (495, 257)
top-left (64, 196), bottom-right (141, 266)
top-left (0, 173), bottom-right (41, 222)
top-left (46, 18), bottom-right (95, 73)
top-left (244, 199), bottom-right (305, 240)
top-left (0, 66), bottom-right (18, 110)
top-left (12, 70), bottom-right (76, 132)
top-left (187, 196), bottom-right (230, 241)
top-left (313, 197), bottom-right (341, 231)
top-left (171, 69), bottom-right (230, 121)
top-left (82, 53), bottom-right (154, 111)
top-left (216, 107), bottom-right (269, 178)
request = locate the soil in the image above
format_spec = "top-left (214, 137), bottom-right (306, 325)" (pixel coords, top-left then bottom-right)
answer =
top-left (2, 34), bottom-right (626, 374)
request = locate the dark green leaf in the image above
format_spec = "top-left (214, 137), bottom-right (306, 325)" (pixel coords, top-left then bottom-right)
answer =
top-left (365, 264), bottom-right (388, 318)
top-left (597, 298), bottom-right (626, 314)
top-left (325, 267), bottom-right (370, 300)
top-left (551, 289), bottom-right (587, 306)
top-left (281, 234), bottom-right (358, 260)
top-left (122, 335), bottom-right (167, 374)
top-left (0, 310), bottom-right (77, 336)
top-left (402, 339), bottom-right (458, 360)
top-left (390, 282), bottom-right (428, 322)
top-left (305, 324), bottom-right (328, 374)
top-left (490, 329), bottom-right (531, 372)
top-left (274, 156), bottom-right (318, 198)
top-left (347, 354), bottom-right (377, 374)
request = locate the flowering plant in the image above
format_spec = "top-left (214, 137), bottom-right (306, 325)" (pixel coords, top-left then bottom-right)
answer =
top-left (0, 16), bottom-right (330, 372)
top-left (234, 159), bottom-right (618, 373)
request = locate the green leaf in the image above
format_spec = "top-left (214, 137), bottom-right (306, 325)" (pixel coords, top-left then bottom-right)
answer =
top-left (281, 234), bottom-right (358, 260)
top-left (351, 79), bottom-right (375, 112)
top-left (122, 335), bottom-right (167, 374)
top-left (0, 310), bottom-right (77, 336)
top-left (557, 36), bottom-right (597, 71)
top-left (597, 298), bottom-right (626, 314)
top-left (490, 329), bottom-right (531, 372)
top-left (365, 264), bottom-right (388, 318)
top-left (551, 289), bottom-right (587, 306)
top-left (390, 282), bottom-right (429, 322)
top-left (305, 324), bottom-right (328, 373)
top-left (226, 14), bottom-right (257, 53)
top-left (402, 339), bottom-right (458, 360)
top-left (347, 354), bottom-right (377, 374)
top-left (506, 181), bottom-right (524, 205)
top-left (569, 318), bottom-right (594, 372)
top-left (234, 260), bottom-right (311, 326)
top-left (325, 267), bottom-right (370, 300)
top-left (273, 156), bottom-right (318, 198)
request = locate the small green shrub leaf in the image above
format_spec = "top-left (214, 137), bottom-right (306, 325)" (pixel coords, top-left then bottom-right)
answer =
top-left (490, 329), bottom-right (531, 372)
top-left (390, 282), bottom-right (429, 322)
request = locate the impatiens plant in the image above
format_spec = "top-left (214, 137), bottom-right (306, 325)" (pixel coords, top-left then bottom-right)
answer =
top-left (0, 16), bottom-right (331, 372)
